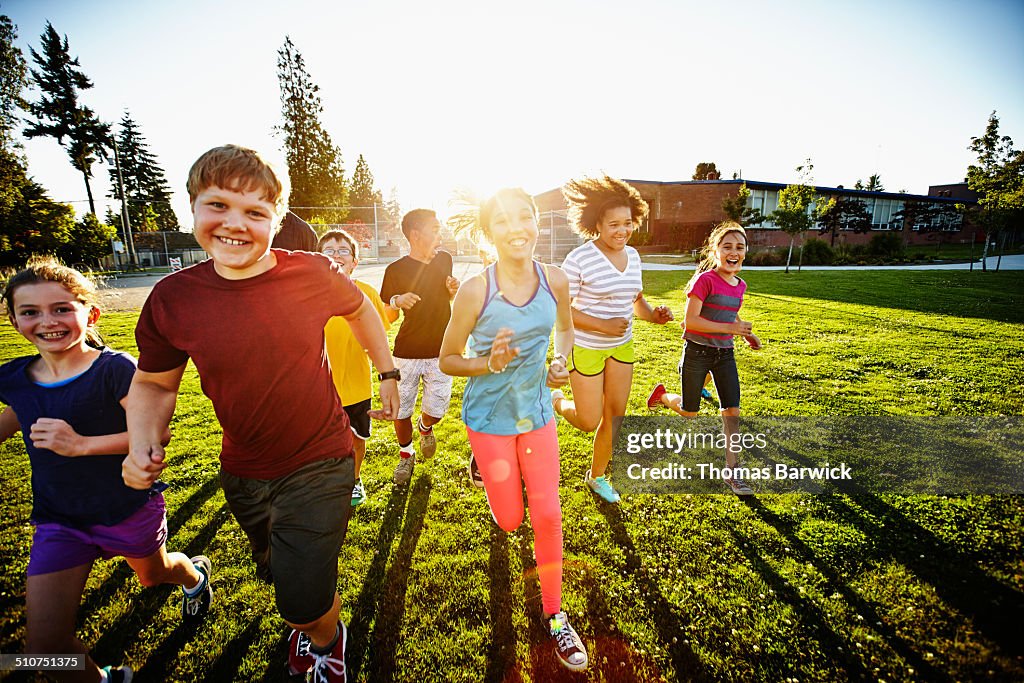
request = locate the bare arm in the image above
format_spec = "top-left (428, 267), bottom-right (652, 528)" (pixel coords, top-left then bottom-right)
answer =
top-left (547, 267), bottom-right (574, 388)
top-left (0, 406), bottom-right (19, 443)
top-left (344, 293), bottom-right (400, 418)
top-left (683, 296), bottom-right (752, 336)
top-left (633, 292), bottom-right (674, 325)
top-left (439, 276), bottom-right (496, 377)
top-left (571, 308), bottom-right (629, 336)
top-left (123, 364), bottom-right (186, 489)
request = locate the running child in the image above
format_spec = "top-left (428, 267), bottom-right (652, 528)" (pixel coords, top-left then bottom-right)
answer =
top-left (0, 258), bottom-right (211, 683)
top-left (552, 175), bottom-right (674, 503)
top-left (647, 222), bottom-right (762, 496)
top-left (440, 188), bottom-right (588, 671)
top-left (121, 145), bottom-right (399, 683)
top-left (319, 229), bottom-right (391, 507)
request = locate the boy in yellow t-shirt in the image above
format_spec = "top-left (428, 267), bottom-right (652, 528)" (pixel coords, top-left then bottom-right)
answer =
top-left (319, 229), bottom-right (391, 506)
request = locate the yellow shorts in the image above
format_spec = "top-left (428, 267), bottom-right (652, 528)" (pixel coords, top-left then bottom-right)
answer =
top-left (567, 340), bottom-right (635, 376)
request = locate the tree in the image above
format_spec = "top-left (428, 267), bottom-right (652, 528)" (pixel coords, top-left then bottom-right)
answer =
top-left (720, 182), bottom-right (764, 227)
top-left (23, 22), bottom-right (110, 216)
top-left (0, 15), bottom-right (27, 151)
top-left (965, 111), bottom-right (1024, 271)
top-left (770, 162), bottom-right (816, 273)
top-left (853, 174), bottom-right (884, 192)
top-left (276, 36), bottom-right (348, 223)
top-left (816, 196), bottom-right (871, 246)
top-left (382, 186), bottom-right (402, 230)
top-left (107, 112), bottom-right (179, 233)
top-left (347, 154), bottom-right (384, 225)
top-left (692, 162), bottom-right (720, 181)
top-left (59, 212), bottom-right (115, 266)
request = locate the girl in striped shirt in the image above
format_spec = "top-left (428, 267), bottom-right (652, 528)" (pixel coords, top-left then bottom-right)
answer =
top-left (647, 222), bottom-right (763, 496)
top-left (552, 175), bottom-right (673, 503)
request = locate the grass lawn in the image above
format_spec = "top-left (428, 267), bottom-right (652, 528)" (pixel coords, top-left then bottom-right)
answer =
top-left (1, 270), bottom-right (1022, 682)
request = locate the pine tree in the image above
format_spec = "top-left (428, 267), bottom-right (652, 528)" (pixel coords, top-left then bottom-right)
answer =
top-left (276, 36), bottom-right (347, 223)
top-left (348, 154), bottom-right (384, 225)
top-left (107, 112), bottom-right (179, 233)
top-left (692, 162), bottom-right (720, 181)
top-left (23, 22), bottom-right (110, 216)
top-left (0, 15), bottom-right (27, 151)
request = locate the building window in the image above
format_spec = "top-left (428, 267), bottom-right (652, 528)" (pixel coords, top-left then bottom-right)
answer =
top-left (747, 189), bottom-right (780, 228)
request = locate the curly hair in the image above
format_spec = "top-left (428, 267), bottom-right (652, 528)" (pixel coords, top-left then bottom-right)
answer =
top-left (447, 187), bottom-right (537, 254)
top-left (562, 174), bottom-right (649, 238)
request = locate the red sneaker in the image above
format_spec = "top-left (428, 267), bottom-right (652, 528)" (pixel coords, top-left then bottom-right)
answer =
top-left (307, 622), bottom-right (347, 682)
top-left (646, 383), bottom-right (667, 409)
top-left (287, 628), bottom-right (314, 676)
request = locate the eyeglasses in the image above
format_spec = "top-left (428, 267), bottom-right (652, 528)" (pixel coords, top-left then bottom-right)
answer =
top-left (322, 248), bottom-right (352, 256)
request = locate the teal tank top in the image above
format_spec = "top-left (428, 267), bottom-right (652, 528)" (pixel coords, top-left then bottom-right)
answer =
top-left (462, 262), bottom-right (557, 435)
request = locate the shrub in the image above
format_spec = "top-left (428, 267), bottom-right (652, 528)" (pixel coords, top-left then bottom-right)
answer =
top-left (800, 238), bottom-right (834, 265)
top-left (868, 232), bottom-right (906, 259)
top-left (746, 248), bottom-right (786, 266)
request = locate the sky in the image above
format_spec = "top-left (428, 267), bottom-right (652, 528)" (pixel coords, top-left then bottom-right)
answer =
top-left (3, 0), bottom-right (1023, 229)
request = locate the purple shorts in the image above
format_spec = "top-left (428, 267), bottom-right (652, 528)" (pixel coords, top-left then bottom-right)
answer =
top-left (27, 494), bottom-right (168, 577)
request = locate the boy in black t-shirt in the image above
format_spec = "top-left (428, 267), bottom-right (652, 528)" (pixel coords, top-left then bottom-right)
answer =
top-left (380, 209), bottom-right (459, 484)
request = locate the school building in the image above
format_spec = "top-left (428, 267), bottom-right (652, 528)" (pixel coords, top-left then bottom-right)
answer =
top-left (533, 178), bottom-right (976, 259)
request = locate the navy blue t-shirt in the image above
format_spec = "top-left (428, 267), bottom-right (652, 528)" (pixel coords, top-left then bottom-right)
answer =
top-left (0, 348), bottom-right (152, 527)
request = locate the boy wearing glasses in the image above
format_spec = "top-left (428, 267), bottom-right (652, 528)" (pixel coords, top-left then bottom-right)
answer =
top-left (319, 230), bottom-right (391, 506)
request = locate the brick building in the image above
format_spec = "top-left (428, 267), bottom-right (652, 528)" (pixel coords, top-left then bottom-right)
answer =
top-left (534, 178), bottom-right (976, 255)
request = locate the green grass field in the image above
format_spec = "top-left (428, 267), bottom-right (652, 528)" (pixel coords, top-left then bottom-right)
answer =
top-left (1, 270), bottom-right (1022, 682)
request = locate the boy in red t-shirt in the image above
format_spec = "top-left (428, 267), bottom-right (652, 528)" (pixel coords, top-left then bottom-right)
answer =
top-left (122, 145), bottom-right (399, 683)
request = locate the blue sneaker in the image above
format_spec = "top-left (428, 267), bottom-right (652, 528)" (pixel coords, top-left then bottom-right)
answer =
top-left (585, 470), bottom-right (621, 503)
top-left (181, 555), bottom-right (212, 623)
top-left (701, 387), bottom-right (713, 401)
top-left (101, 665), bottom-right (133, 683)
top-left (350, 479), bottom-right (366, 507)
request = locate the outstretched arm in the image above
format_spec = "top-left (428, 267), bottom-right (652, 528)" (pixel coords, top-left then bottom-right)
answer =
top-left (124, 364), bottom-right (185, 489)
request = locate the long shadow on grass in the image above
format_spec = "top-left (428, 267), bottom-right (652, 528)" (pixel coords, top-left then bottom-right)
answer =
top-left (362, 475), bottom-right (432, 683)
top-left (594, 505), bottom-right (708, 681)
top-left (345, 482), bottom-right (411, 682)
top-left (484, 524), bottom-right (519, 683)
top-left (754, 443), bottom-right (1024, 662)
top-left (89, 502), bottom-right (233, 671)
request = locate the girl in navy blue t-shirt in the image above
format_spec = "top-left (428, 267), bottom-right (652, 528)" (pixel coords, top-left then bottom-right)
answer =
top-left (0, 259), bottom-right (212, 682)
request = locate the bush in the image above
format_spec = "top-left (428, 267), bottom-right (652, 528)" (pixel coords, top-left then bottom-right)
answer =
top-left (746, 248), bottom-right (786, 266)
top-left (868, 232), bottom-right (906, 259)
top-left (800, 238), bottom-right (834, 265)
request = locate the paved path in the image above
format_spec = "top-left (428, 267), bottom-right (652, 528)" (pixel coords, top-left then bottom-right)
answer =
top-left (97, 254), bottom-right (1021, 312)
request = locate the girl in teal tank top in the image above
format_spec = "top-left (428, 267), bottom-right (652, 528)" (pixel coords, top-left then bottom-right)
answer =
top-left (439, 188), bottom-right (589, 672)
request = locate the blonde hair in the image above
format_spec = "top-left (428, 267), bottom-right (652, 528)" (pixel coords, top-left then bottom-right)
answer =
top-left (186, 144), bottom-right (289, 216)
top-left (685, 222), bottom-right (747, 293)
top-left (562, 174), bottom-right (649, 239)
top-left (447, 188), bottom-right (537, 254)
top-left (3, 257), bottom-right (103, 348)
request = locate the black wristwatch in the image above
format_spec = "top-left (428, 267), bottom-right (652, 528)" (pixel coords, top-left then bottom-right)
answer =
top-left (378, 368), bottom-right (401, 382)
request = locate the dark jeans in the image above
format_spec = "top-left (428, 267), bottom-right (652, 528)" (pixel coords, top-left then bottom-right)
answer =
top-left (220, 456), bottom-right (354, 624)
top-left (679, 341), bottom-right (740, 412)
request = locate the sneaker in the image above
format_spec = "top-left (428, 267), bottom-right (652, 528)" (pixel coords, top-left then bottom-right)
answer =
top-left (307, 622), bottom-right (347, 683)
top-left (287, 628), bottom-right (315, 676)
top-left (468, 453), bottom-right (485, 488)
top-left (393, 453), bottom-right (415, 485)
top-left (701, 387), bottom-right (714, 401)
top-left (585, 470), bottom-right (621, 504)
top-left (419, 429), bottom-right (437, 460)
top-left (646, 383), bottom-right (667, 409)
top-left (101, 665), bottom-right (133, 683)
top-left (726, 477), bottom-right (754, 497)
top-left (547, 611), bottom-right (588, 671)
top-left (350, 479), bottom-right (366, 507)
top-left (181, 555), bottom-right (212, 622)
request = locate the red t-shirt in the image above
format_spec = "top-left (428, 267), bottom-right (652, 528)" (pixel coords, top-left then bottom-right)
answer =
top-left (135, 250), bottom-right (365, 478)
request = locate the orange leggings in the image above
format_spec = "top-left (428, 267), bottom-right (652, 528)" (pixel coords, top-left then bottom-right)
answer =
top-left (466, 419), bottom-right (563, 615)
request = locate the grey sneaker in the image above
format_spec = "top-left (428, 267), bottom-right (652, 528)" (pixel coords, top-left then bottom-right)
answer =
top-left (726, 477), bottom-right (754, 497)
top-left (393, 454), bottom-right (415, 485)
top-left (548, 611), bottom-right (588, 671)
top-left (182, 555), bottom-right (212, 622)
top-left (419, 429), bottom-right (436, 460)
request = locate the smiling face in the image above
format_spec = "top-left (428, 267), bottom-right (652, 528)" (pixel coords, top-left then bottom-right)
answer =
top-left (320, 237), bottom-right (357, 276)
top-left (486, 195), bottom-right (538, 260)
top-left (595, 205), bottom-right (635, 252)
top-left (10, 281), bottom-right (98, 355)
top-left (192, 185), bottom-right (280, 279)
top-left (714, 230), bottom-right (747, 276)
top-left (409, 218), bottom-right (443, 260)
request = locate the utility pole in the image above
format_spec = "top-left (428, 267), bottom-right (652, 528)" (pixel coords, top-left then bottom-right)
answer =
top-left (112, 138), bottom-right (137, 268)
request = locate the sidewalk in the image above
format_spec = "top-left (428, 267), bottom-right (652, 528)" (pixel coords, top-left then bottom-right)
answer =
top-left (641, 254), bottom-right (1024, 271)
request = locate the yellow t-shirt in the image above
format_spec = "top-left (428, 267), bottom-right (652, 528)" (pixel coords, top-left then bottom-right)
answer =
top-left (325, 279), bottom-right (390, 406)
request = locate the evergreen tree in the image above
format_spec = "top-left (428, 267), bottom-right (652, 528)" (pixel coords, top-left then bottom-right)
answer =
top-left (816, 196), bottom-right (871, 246)
top-left (107, 112), bottom-right (179, 233)
top-left (692, 162), bottom-right (720, 180)
top-left (0, 15), bottom-right (27, 150)
top-left (276, 36), bottom-right (347, 223)
top-left (348, 154), bottom-right (384, 225)
top-left (720, 182), bottom-right (764, 227)
top-left (23, 22), bottom-right (110, 216)
top-left (966, 111), bottom-right (1024, 271)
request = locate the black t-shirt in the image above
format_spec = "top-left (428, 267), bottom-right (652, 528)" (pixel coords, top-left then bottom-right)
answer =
top-left (380, 251), bottom-right (453, 358)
